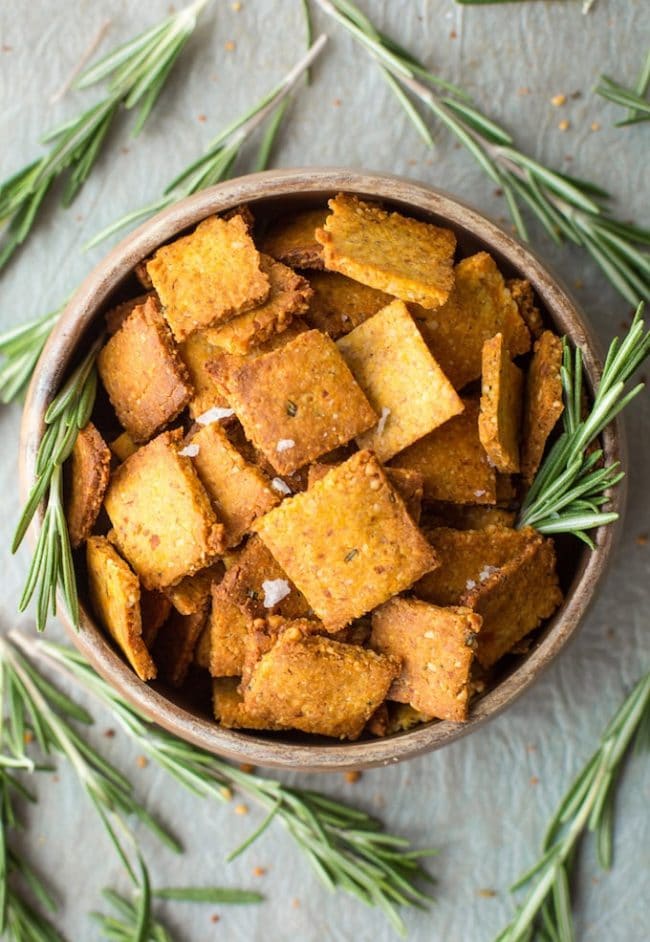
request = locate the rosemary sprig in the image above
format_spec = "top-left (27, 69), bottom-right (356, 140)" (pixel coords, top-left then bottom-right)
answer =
top-left (85, 36), bottom-right (326, 249)
top-left (15, 633), bottom-right (436, 937)
top-left (315, 0), bottom-right (650, 305)
top-left (0, 308), bottom-right (62, 406)
top-left (518, 304), bottom-right (650, 544)
top-left (0, 0), bottom-right (213, 271)
top-left (596, 49), bottom-right (650, 126)
top-left (495, 669), bottom-right (650, 942)
top-left (13, 335), bottom-right (103, 632)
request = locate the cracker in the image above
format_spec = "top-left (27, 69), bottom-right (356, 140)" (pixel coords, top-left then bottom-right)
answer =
top-left (213, 677), bottom-right (287, 731)
top-left (189, 421), bottom-right (280, 547)
top-left (104, 429), bottom-right (225, 591)
top-left (86, 537), bottom-right (156, 681)
top-left (259, 208), bottom-right (327, 269)
top-left (165, 562), bottom-right (224, 615)
top-left (461, 535), bottom-right (563, 667)
top-left (178, 330), bottom-right (231, 420)
top-left (153, 607), bottom-right (209, 688)
top-left (308, 462), bottom-right (424, 523)
top-left (521, 330), bottom-right (564, 483)
top-left (209, 329), bottom-right (377, 475)
top-left (391, 398), bottom-right (496, 504)
top-left (109, 431), bottom-right (138, 464)
top-left (203, 255), bottom-right (312, 354)
top-left (242, 624), bottom-right (400, 739)
top-left (370, 597), bottom-right (482, 722)
top-left (478, 332), bottom-right (524, 473)
top-left (414, 525), bottom-right (538, 606)
top-left (66, 422), bottom-right (111, 549)
top-left (412, 252), bottom-right (531, 389)
top-left (338, 300), bottom-right (463, 460)
top-left (98, 296), bottom-right (193, 443)
top-left (316, 194), bottom-right (456, 309)
top-left (254, 450), bottom-right (438, 630)
top-left (146, 214), bottom-right (270, 341)
top-left (105, 293), bottom-right (151, 335)
top-left (423, 503), bottom-right (516, 530)
top-left (304, 270), bottom-right (392, 338)
top-left (140, 590), bottom-right (172, 649)
top-left (507, 278), bottom-right (544, 339)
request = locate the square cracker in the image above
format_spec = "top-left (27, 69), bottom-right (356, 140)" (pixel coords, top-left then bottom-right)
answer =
top-left (304, 270), bottom-right (392, 338)
top-left (259, 208), bottom-right (327, 270)
top-left (412, 252), bottom-right (531, 389)
top-left (337, 300), bottom-right (464, 461)
top-left (98, 296), bottom-right (193, 443)
top-left (253, 450), bottom-right (438, 631)
top-left (308, 462), bottom-right (424, 523)
top-left (208, 329), bottom-right (377, 475)
top-left (146, 214), bottom-right (270, 341)
top-left (521, 330), bottom-right (564, 484)
top-left (153, 607), bottom-right (209, 688)
top-left (242, 624), bottom-right (400, 739)
top-left (315, 194), bottom-right (456, 309)
top-left (478, 332), bottom-right (524, 473)
top-left (370, 597), bottom-right (482, 722)
top-left (213, 677), bottom-right (287, 731)
top-left (66, 422), bottom-right (111, 549)
top-left (414, 525), bottom-right (538, 606)
top-left (461, 534), bottom-right (563, 668)
top-left (104, 429), bottom-right (225, 591)
top-left (179, 330), bottom-right (231, 420)
top-left (203, 255), bottom-right (312, 355)
top-left (189, 422), bottom-right (279, 548)
top-left (391, 398), bottom-right (496, 504)
top-left (86, 537), bottom-right (156, 681)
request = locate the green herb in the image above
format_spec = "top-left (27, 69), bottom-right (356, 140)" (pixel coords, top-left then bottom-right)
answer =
top-left (344, 548), bottom-right (359, 562)
top-left (315, 0), bottom-right (649, 305)
top-left (15, 633), bottom-right (436, 936)
top-left (286, 399), bottom-right (298, 416)
top-left (153, 886), bottom-right (263, 903)
top-left (0, 0), bottom-right (213, 272)
top-left (518, 304), bottom-right (650, 544)
top-left (494, 669), bottom-right (650, 942)
top-left (301, 0), bottom-right (314, 84)
top-left (13, 336), bottom-right (103, 631)
top-left (0, 308), bottom-right (62, 405)
top-left (596, 49), bottom-right (650, 126)
top-left (85, 37), bottom-right (326, 250)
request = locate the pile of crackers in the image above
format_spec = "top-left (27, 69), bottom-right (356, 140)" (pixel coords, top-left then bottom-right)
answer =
top-left (65, 193), bottom-right (566, 741)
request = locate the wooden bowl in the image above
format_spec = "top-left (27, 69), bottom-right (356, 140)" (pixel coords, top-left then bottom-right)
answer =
top-left (20, 170), bottom-right (624, 772)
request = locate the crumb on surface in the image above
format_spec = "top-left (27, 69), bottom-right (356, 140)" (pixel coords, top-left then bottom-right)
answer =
top-left (234, 803), bottom-right (249, 815)
top-left (252, 866), bottom-right (267, 877)
top-left (551, 93), bottom-right (567, 106)
top-left (558, 119), bottom-right (570, 131)
top-left (344, 770), bottom-right (362, 783)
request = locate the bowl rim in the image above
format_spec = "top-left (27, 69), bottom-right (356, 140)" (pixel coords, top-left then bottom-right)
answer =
top-left (19, 168), bottom-right (624, 772)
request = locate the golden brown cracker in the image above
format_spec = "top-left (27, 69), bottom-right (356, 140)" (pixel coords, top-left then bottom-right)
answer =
top-left (479, 332), bottom-right (524, 473)
top-left (178, 330), bottom-right (232, 421)
top-left (303, 270), bottom-right (392, 338)
top-left (105, 293), bottom-right (152, 335)
top-left (308, 462), bottom-right (424, 523)
top-left (66, 422), bottom-right (111, 549)
top-left (337, 300), bottom-right (464, 461)
top-left (521, 330), bottom-right (564, 483)
top-left (109, 431), bottom-right (138, 464)
top-left (164, 561), bottom-right (224, 615)
top-left (316, 194), bottom-right (456, 309)
top-left (507, 278), bottom-right (544, 339)
top-left (213, 677), bottom-right (287, 731)
top-left (259, 208), bottom-right (327, 269)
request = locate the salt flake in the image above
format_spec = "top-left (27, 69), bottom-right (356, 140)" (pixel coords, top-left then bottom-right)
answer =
top-left (376, 407), bottom-right (391, 437)
top-left (479, 565), bottom-right (499, 582)
top-left (474, 489), bottom-right (486, 497)
top-left (465, 579), bottom-right (476, 591)
top-left (178, 443), bottom-right (199, 457)
top-left (276, 439), bottom-right (295, 453)
top-left (262, 579), bottom-right (291, 608)
top-left (271, 477), bottom-right (292, 496)
top-left (196, 406), bottom-right (235, 425)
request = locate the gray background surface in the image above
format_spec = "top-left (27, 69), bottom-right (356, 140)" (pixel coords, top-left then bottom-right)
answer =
top-left (1, 1), bottom-right (649, 940)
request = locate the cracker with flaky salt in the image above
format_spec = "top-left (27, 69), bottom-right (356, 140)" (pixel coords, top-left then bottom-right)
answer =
top-left (98, 296), bottom-right (193, 443)
top-left (259, 208), bottom-right (327, 269)
top-left (208, 329), bottom-right (377, 475)
top-left (521, 330), bottom-right (564, 483)
top-left (308, 462), bottom-right (424, 523)
top-left (86, 537), bottom-right (156, 681)
top-left (315, 194), bottom-right (456, 309)
top-left (391, 398), bottom-right (496, 504)
top-left (337, 300), bottom-right (463, 461)
top-left (104, 429), bottom-right (225, 591)
top-left (461, 534), bottom-right (563, 668)
top-left (412, 252), bottom-right (531, 389)
top-left (479, 332), bottom-right (524, 473)
top-left (146, 214), bottom-right (270, 341)
top-left (304, 270), bottom-right (392, 338)
top-left (66, 422), bottom-right (111, 549)
top-left (179, 331), bottom-right (232, 420)
top-left (153, 606), bottom-right (209, 688)
top-left (254, 450), bottom-right (438, 631)
top-left (370, 597), bottom-right (482, 722)
top-left (105, 293), bottom-right (152, 335)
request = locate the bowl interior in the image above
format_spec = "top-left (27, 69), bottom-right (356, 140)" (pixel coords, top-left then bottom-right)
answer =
top-left (21, 170), bottom-right (622, 771)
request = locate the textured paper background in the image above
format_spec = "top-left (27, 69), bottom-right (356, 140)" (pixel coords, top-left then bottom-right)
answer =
top-left (0, 1), bottom-right (649, 940)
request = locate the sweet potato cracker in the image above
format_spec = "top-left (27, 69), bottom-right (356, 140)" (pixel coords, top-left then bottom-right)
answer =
top-left (66, 422), bottom-right (111, 549)
top-left (308, 462), bottom-right (424, 523)
top-left (242, 625), bottom-right (400, 739)
top-left (304, 270), bottom-right (392, 338)
top-left (316, 194), bottom-right (456, 309)
top-left (392, 398), bottom-right (496, 504)
top-left (413, 252), bottom-right (531, 389)
top-left (254, 450), bottom-right (438, 630)
top-left (209, 329), bottom-right (377, 475)
top-left (507, 278), bottom-right (544, 339)
top-left (521, 330), bottom-right (564, 483)
top-left (462, 535), bottom-right (563, 667)
top-left (105, 293), bottom-right (151, 335)
top-left (165, 561), bottom-right (223, 615)
top-left (178, 330), bottom-right (231, 420)
top-left (86, 537), bottom-right (156, 681)
top-left (98, 296), bottom-right (193, 443)
top-left (146, 214), bottom-right (270, 341)
top-left (109, 431), bottom-right (138, 464)
top-left (104, 429), bottom-right (224, 591)
top-left (153, 607), bottom-right (209, 687)
top-left (479, 332), bottom-right (524, 473)
top-left (213, 677), bottom-right (286, 731)
top-left (259, 208), bottom-right (327, 269)
top-left (338, 300), bottom-right (464, 460)
top-left (370, 597), bottom-right (482, 722)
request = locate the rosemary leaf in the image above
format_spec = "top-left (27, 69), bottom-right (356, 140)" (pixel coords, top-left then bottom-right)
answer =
top-left (596, 48), bottom-right (650, 126)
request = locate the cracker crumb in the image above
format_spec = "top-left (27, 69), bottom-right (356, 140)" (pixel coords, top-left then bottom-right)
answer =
top-left (517, 87), bottom-right (530, 96)
top-left (221, 786), bottom-right (233, 801)
top-left (234, 803), bottom-right (249, 815)
top-left (104, 729), bottom-right (116, 738)
top-left (590, 121), bottom-right (601, 131)
top-left (551, 93), bottom-right (567, 106)
top-left (276, 438), bottom-right (295, 452)
top-left (252, 866), bottom-right (267, 877)
top-left (529, 775), bottom-right (539, 785)
top-left (344, 770), bottom-right (362, 783)
top-left (211, 914), bottom-right (220, 924)
top-left (291, 898), bottom-right (301, 909)
top-left (239, 763), bottom-right (256, 773)
top-left (24, 730), bottom-right (34, 744)
top-left (231, 1), bottom-right (241, 9)
top-left (558, 119), bottom-right (570, 132)
top-left (636, 533), bottom-right (648, 546)
top-left (178, 443), bottom-right (200, 457)
top-left (197, 114), bottom-right (207, 123)
top-left (136, 755), bottom-right (148, 769)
